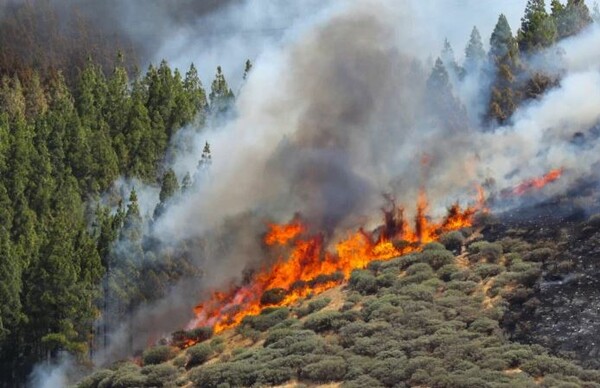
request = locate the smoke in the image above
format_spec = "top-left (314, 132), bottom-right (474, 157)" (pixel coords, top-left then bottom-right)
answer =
top-left (90, 0), bottom-right (600, 371)
top-left (28, 353), bottom-right (74, 388)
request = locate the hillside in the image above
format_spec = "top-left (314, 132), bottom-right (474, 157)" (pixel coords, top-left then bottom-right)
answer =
top-left (76, 215), bottom-right (600, 387)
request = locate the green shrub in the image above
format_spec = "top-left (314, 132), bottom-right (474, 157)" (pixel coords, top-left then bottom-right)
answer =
top-left (296, 297), bottom-right (331, 318)
top-left (303, 311), bottom-right (344, 332)
top-left (77, 369), bottom-right (114, 388)
top-left (376, 271), bottom-right (397, 288)
top-left (422, 242), bottom-right (446, 251)
top-left (348, 270), bottom-right (378, 294)
top-left (369, 358), bottom-right (409, 386)
top-left (240, 307), bottom-right (290, 331)
top-left (187, 342), bottom-right (214, 368)
top-left (140, 364), bottom-right (177, 387)
top-left (190, 361), bottom-right (259, 388)
top-left (142, 345), bottom-right (178, 365)
top-left (300, 356), bottom-right (347, 382)
top-left (469, 241), bottom-right (503, 262)
top-left (521, 355), bottom-right (582, 377)
top-left (419, 249), bottom-right (455, 270)
top-left (469, 317), bottom-right (499, 335)
top-left (109, 363), bottom-right (146, 388)
top-left (437, 264), bottom-right (460, 282)
top-left (447, 280), bottom-right (478, 295)
top-left (524, 247), bottom-right (554, 263)
top-left (397, 284), bottom-right (434, 301)
top-left (474, 263), bottom-right (503, 279)
top-left (440, 231), bottom-right (465, 252)
top-left (406, 262), bottom-right (434, 276)
top-left (256, 363), bottom-right (293, 385)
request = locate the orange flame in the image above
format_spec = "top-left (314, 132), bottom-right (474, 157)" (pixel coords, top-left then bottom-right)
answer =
top-left (183, 192), bottom-right (480, 343)
top-left (511, 168), bottom-right (564, 196)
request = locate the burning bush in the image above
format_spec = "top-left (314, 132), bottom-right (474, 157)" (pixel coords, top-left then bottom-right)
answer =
top-left (260, 287), bottom-right (287, 305)
top-left (171, 326), bottom-right (213, 348)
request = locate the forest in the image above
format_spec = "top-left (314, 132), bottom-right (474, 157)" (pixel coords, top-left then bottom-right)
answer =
top-left (1, 0), bottom-right (600, 387)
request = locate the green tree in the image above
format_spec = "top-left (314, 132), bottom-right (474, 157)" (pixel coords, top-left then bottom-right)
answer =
top-left (154, 169), bottom-right (179, 219)
top-left (488, 14), bottom-right (521, 124)
top-left (552, 0), bottom-right (592, 39)
top-left (209, 66), bottom-right (235, 116)
top-left (426, 58), bottom-right (468, 132)
top-left (518, 0), bottom-right (557, 52)
top-left (0, 227), bottom-right (21, 342)
top-left (464, 26), bottom-right (486, 71)
top-left (593, 2), bottom-right (600, 22)
top-left (243, 59), bottom-right (253, 80)
top-left (184, 63), bottom-right (208, 126)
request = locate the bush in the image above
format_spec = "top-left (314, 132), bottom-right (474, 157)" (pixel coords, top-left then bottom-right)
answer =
top-left (406, 262), bottom-right (434, 276)
top-left (260, 288), bottom-right (287, 305)
top-left (524, 247), bottom-right (554, 263)
top-left (240, 307), bottom-right (290, 331)
top-left (437, 264), bottom-right (460, 282)
top-left (190, 361), bottom-right (259, 388)
top-left (521, 355), bottom-right (582, 377)
top-left (303, 311), bottom-right (344, 332)
top-left (296, 297), bottom-right (331, 318)
top-left (187, 342), bottom-right (214, 368)
top-left (171, 326), bottom-right (213, 347)
top-left (141, 364), bottom-right (177, 387)
top-left (469, 317), bottom-right (499, 335)
top-left (440, 231), bottom-right (465, 252)
top-left (469, 241), bottom-right (503, 262)
top-left (419, 249), bottom-right (455, 270)
top-left (422, 242), bottom-right (446, 251)
top-left (369, 358), bottom-right (409, 386)
top-left (343, 375), bottom-right (384, 388)
top-left (142, 345), bottom-right (178, 365)
top-left (348, 270), bottom-right (378, 294)
top-left (474, 263), bottom-right (503, 279)
top-left (447, 280), bottom-right (478, 295)
top-left (300, 356), bottom-right (347, 382)
top-left (77, 369), bottom-right (114, 388)
top-left (109, 363), bottom-right (147, 388)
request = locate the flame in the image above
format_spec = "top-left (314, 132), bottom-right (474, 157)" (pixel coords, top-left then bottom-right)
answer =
top-left (511, 168), bottom-right (564, 196)
top-left (182, 191), bottom-right (479, 344)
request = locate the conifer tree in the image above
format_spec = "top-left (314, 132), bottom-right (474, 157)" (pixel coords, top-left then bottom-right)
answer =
top-left (426, 58), bottom-right (468, 132)
top-left (518, 0), bottom-right (557, 52)
top-left (553, 0), bottom-right (592, 39)
top-left (209, 66), bottom-right (235, 115)
top-left (464, 26), bottom-right (486, 71)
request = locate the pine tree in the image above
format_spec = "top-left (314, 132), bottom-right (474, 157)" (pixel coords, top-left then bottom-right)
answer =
top-left (553, 0), bottom-right (592, 39)
top-left (209, 66), bottom-right (235, 115)
top-left (518, 0), bottom-right (557, 52)
top-left (593, 2), bottom-right (600, 22)
top-left (0, 227), bottom-right (21, 342)
top-left (194, 142), bottom-right (213, 184)
top-left (441, 38), bottom-right (462, 78)
top-left (154, 169), bottom-right (179, 219)
top-left (464, 26), bottom-right (486, 71)
top-left (181, 172), bottom-right (192, 192)
top-left (426, 58), bottom-right (468, 132)
top-left (488, 14), bottom-right (521, 125)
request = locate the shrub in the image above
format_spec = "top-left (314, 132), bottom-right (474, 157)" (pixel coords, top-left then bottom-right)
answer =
top-left (474, 263), bottom-right (503, 279)
top-left (419, 249), bottom-right (455, 270)
top-left (348, 269), bottom-right (378, 294)
top-left (240, 307), bottom-right (290, 331)
top-left (521, 355), bottom-right (582, 377)
top-left (447, 280), bottom-right (478, 295)
top-left (469, 317), bottom-right (499, 335)
top-left (171, 326), bottom-right (213, 348)
top-left (141, 364), bottom-right (177, 387)
top-left (109, 363), bottom-right (146, 388)
top-left (440, 231), bottom-right (465, 252)
top-left (142, 346), bottom-right (178, 365)
top-left (303, 311), bottom-right (344, 332)
top-left (397, 284), bottom-right (434, 301)
top-left (77, 369), bottom-right (114, 388)
top-left (260, 288), bottom-right (287, 305)
top-left (406, 262), bottom-right (434, 276)
top-left (256, 363), bottom-right (293, 385)
top-left (376, 271), bottom-right (397, 288)
top-left (369, 358), bottom-right (409, 386)
top-left (296, 297), bottom-right (331, 318)
top-left (524, 247), bottom-right (554, 263)
top-left (190, 361), bottom-right (259, 388)
top-left (300, 356), bottom-right (347, 382)
top-left (437, 264), bottom-right (460, 281)
top-left (422, 242), bottom-right (446, 251)
top-left (187, 343), bottom-right (214, 368)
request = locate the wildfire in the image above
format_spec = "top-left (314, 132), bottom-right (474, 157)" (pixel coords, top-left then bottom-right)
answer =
top-left (510, 168), bottom-right (564, 196)
top-left (185, 191), bottom-right (481, 341)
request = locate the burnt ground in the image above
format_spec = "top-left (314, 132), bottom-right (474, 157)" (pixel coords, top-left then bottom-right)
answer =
top-left (484, 191), bottom-right (600, 368)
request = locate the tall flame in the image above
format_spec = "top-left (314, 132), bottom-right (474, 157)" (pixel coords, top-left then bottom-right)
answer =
top-left (185, 191), bottom-right (480, 339)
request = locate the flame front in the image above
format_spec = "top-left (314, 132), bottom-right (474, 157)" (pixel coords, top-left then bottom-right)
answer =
top-left (186, 192), bottom-right (480, 339)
